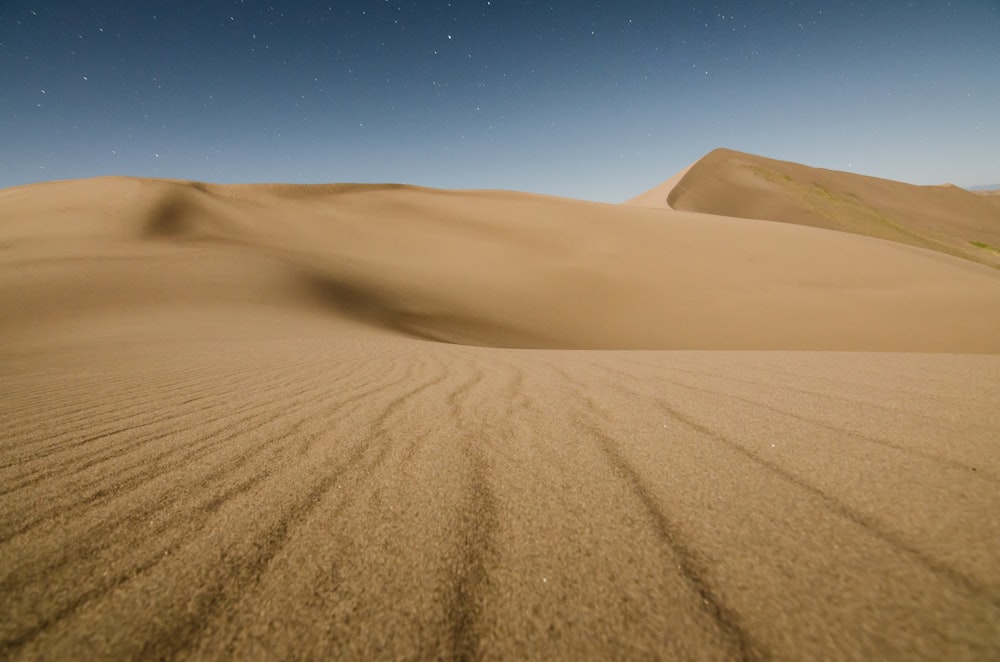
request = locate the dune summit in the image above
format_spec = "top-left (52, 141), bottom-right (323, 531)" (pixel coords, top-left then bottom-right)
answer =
top-left (2, 155), bottom-right (999, 660)
top-left (629, 148), bottom-right (1000, 270)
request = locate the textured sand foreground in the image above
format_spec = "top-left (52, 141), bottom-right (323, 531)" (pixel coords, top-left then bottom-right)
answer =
top-left (2, 165), bottom-right (1000, 659)
top-left (3, 332), bottom-right (999, 659)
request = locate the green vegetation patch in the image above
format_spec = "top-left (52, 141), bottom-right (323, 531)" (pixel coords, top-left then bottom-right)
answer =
top-left (812, 183), bottom-right (838, 201)
top-left (970, 240), bottom-right (1000, 254)
top-left (810, 183), bottom-right (859, 204)
top-left (745, 164), bottom-right (793, 186)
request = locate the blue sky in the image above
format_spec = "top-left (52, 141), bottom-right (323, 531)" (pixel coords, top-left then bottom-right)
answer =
top-left (2, 1), bottom-right (998, 202)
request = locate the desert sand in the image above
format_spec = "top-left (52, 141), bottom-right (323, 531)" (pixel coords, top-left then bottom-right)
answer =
top-left (629, 148), bottom-right (1000, 270)
top-left (2, 154), bottom-right (999, 659)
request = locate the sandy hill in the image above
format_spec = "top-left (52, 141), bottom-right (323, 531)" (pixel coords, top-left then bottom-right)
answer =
top-left (628, 148), bottom-right (1000, 269)
top-left (2, 174), bottom-right (999, 660)
top-left (3, 175), bottom-right (1000, 353)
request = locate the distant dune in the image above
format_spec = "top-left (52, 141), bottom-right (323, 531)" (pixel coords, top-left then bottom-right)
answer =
top-left (3, 174), bottom-right (1000, 352)
top-left (628, 148), bottom-right (1000, 269)
top-left (3, 165), bottom-right (999, 659)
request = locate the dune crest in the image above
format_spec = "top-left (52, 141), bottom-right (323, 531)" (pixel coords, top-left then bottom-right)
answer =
top-left (629, 148), bottom-right (1000, 269)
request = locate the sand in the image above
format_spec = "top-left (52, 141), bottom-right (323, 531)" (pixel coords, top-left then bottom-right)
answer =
top-left (2, 159), bottom-right (999, 659)
top-left (629, 148), bottom-right (1000, 270)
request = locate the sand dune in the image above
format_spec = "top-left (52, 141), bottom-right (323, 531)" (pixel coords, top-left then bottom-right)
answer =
top-left (3, 175), bottom-right (1000, 352)
top-left (623, 160), bottom-right (696, 210)
top-left (2, 168), bottom-right (999, 659)
top-left (629, 148), bottom-right (1000, 269)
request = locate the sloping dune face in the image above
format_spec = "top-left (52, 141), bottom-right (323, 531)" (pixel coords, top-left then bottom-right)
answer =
top-left (3, 176), bottom-right (1000, 660)
top-left (2, 175), bottom-right (1000, 352)
top-left (629, 148), bottom-right (1000, 269)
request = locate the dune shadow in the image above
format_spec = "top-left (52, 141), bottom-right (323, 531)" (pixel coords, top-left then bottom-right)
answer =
top-left (138, 182), bottom-right (235, 242)
top-left (296, 269), bottom-right (549, 347)
top-left (297, 269), bottom-right (445, 343)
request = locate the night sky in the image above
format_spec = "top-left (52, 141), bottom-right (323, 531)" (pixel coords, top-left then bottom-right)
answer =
top-left (2, 1), bottom-right (998, 202)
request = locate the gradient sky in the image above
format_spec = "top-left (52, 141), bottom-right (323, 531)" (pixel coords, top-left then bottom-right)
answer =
top-left (2, 1), bottom-right (998, 202)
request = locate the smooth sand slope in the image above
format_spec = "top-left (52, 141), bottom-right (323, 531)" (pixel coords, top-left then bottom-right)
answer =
top-left (2, 173), bottom-right (1000, 659)
top-left (629, 148), bottom-right (1000, 269)
top-left (3, 175), bottom-right (1000, 352)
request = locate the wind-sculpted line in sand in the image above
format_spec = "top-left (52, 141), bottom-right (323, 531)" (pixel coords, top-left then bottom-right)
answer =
top-left (592, 428), bottom-right (765, 661)
top-left (442, 366), bottom-right (499, 661)
top-left (538, 359), bottom-right (764, 659)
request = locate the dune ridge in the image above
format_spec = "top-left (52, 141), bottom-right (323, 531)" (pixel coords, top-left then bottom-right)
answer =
top-left (2, 163), bottom-right (999, 659)
top-left (629, 148), bottom-right (1000, 269)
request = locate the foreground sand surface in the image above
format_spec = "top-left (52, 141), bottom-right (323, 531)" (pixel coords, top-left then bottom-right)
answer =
top-left (2, 171), bottom-right (1000, 659)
